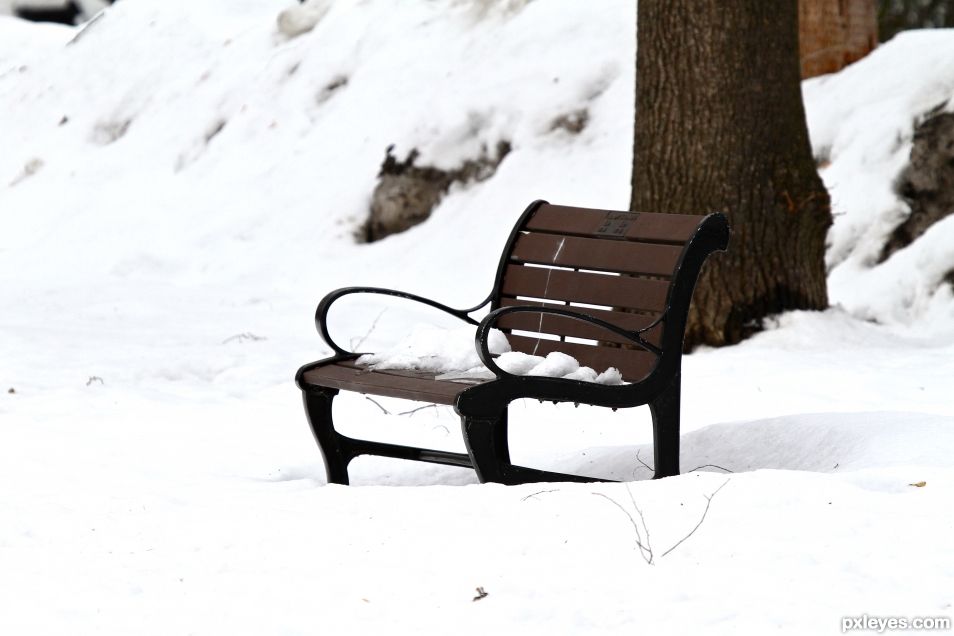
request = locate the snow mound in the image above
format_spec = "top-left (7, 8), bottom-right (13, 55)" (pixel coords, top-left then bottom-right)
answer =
top-left (804, 29), bottom-right (954, 329)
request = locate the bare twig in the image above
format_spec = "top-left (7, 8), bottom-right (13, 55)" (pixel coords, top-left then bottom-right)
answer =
top-left (688, 464), bottom-right (734, 474)
top-left (397, 404), bottom-right (437, 417)
top-left (625, 485), bottom-right (651, 562)
top-left (635, 449), bottom-right (654, 473)
top-left (365, 396), bottom-right (390, 415)
top-left (637, 447), bottom-right (733, 475)
top-left (592, 491), bottom-right (653, 564)
top-left (521, 489), bottom-right (559, 501)
top-left (350, 309), bottom-right (387, 351)
top-left (660, 479), bottom-right (730, 558)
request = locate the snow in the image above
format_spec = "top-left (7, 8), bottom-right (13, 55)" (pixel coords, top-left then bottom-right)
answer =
top-left (1, 2), bottom-right (953, 634)
top-left (356, 326), bottom-right (624, 384)
top-left (357, 325), bottom-right (510, 375)
top-left (803, 29), bottom-right (954, 328)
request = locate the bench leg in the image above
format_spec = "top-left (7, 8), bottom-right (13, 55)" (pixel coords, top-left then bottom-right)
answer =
top-left (649, 372), bottom-right (681, 479)
top-left (301, 387), bottom-right (351, 485)
top-left (461, 410), bottom-right (511, 484)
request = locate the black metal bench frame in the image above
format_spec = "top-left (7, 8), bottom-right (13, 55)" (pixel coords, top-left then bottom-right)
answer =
top-left (295, 200), bottom-right (729, 485)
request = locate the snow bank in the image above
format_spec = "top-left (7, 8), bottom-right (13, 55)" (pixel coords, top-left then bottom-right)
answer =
top-left (804, 29), bottom-right (954, 329)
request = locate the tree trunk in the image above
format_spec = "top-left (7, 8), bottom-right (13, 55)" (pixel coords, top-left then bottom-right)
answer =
top-left (631, 0), bottom-right (832, 347)
top-left (799, 0), bottom-right (877, 79)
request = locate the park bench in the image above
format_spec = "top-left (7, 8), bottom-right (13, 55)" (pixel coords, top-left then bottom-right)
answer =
top-left (295, 200), bottom-right (729, 485)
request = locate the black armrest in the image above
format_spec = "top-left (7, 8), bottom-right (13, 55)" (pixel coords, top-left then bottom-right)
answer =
top-left (316, 286), bottom-right (492, 356)
top-left (475, 305), bottom-right (663, 380)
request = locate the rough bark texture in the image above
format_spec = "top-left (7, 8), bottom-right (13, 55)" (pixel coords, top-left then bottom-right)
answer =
top-left (798, 0), bottom-right (877, 79)
top-left (632, 0), bottom-right (832, 348)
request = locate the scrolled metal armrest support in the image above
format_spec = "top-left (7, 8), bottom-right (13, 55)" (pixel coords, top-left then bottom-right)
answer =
top-left (475, 305), bottom-right (664, 379)
top-left (316, 286), bottom-right (491, 356)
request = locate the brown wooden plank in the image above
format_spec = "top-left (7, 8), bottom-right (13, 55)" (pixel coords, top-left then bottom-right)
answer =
top-left (501, 265), bottom-right (670, 312)
top-left (526, 204), bottom-right (705, 243)
top-left (510, 232), bottom-right (682, 277)
top-left (495, 299), bottom-right (663, 347)
top-left (301, 361), bottom-right (473, 405)
top-left (507, 335), bottom-right (658, 382)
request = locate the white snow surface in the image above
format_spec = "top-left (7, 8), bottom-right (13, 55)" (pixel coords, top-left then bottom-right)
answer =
top-left (1, 2), bottom-right (953, 634)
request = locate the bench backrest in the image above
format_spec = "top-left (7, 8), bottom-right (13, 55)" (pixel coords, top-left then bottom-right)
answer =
top-left (490, 201), bottom-right (728, 382)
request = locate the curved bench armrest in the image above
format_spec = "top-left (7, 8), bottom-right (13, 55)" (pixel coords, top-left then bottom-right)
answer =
top-left (475, 305), bottom-right (663, 380)
top-left (316, 286), bottom-right (492, 356)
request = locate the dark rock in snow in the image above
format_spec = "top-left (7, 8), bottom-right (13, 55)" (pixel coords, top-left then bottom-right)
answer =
top-left (882, 110), bottom-right (954, 261)
top-left (364, 141), bottom-right (511, 242)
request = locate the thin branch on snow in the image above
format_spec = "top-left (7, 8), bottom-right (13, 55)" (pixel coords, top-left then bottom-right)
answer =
top-left (626, 484), bottom-right (652, 563)
top-left (635, 449), bottom-right (733, 476)
top-left (634, 448), bottom-right (654, 473)
top-left (688, 464), bottom-right (734, 474)
top-left (364, 396), bottom-right (390, 415)
top-left (660, 479), bottom-right (730, 558)
top-left (350, 309), bottom-right (387, 352)
top-left (521, 489), bottom-right (560, 501)
top-left (592, 490), bottom-right (653, 564)
top-left (397, 404), bottom-right (437, 417)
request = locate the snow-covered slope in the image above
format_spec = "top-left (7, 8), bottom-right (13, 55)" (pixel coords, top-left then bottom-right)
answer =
top-left (804, 29), bottom-right (954, 329)
top-left (1, 3), bottom-right (953, 634)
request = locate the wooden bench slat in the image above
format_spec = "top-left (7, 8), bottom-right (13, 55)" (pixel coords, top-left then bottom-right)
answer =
top-left (510, 232), bottom-right (682, 277)
top-left (301, 361), bottom-right (472, 405)
top-left (526, 204), bottom-right (705, 243)
top-left (497, 298), bottom-right (663, 346)
top-left (507, 335), bottom-right (657, 383)
top-left (501, 265), bottom-right (670, 313)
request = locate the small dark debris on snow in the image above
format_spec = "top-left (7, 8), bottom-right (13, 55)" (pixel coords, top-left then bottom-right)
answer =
top-left (550, 109), bottom-right (588, 134)
top-left (7, 388), bottom-right (15, 394)
top-left (472, 587), bottom-right (488, 602)
top-left (59, 115), bottom-right (69, 126)
top-left (9, 158), bottom-right (44, 187)
top-left (204, 119), bottom-right (227, 144)
top-left (317, 75), bottom-right (348, 104)
top-left (86, 376), bottom-right (104, 386)
top-left (91, 118), bottom-right (132, 145)
top-left (222, 332), bottom-right (266, 344)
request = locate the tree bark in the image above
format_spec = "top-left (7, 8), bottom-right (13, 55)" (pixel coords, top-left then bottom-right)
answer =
top-left (798, 0), bottom-right (877, 79)
top-left (631, 0), bottom-right (832, 347)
